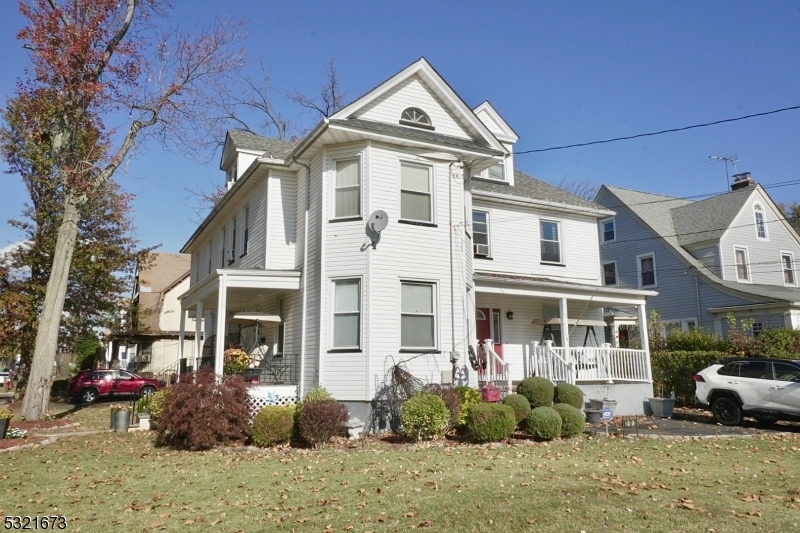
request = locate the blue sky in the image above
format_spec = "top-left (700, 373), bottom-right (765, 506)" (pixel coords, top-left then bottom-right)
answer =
top-left (1, 1), bottom-right (799, 254)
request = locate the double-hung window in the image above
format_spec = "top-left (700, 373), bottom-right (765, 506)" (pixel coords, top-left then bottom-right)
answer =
top-left (782, 252), bottom-right (795, 285)
top-left (242, 206), bottom-right (249, 255)
top-left (734, 247), bottom-right (750, 281)
top-left (540, 220), bottom-right (561, 263)
top-left (401, 281), bottom-right (436, 350)
top-left (754, 204), bottom-right (768, 240)
top-left (334, 159), bottom-right (360, 218)
top-left (600, 218), bottom-right (615, 244)
top-left (637, 253), bottom-right (656, 287)
top-left (472, 210), bottom-right (490, 257)
top-left (400, 163), bottom-right (433, 223)
top-left (603, 261), bottom-right (617, 286)
top-left (332, 279), bottom-right (360, 350)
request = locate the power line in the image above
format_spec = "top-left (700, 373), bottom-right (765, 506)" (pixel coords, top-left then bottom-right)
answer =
top-left (513, 104), bottom-right (800, 155)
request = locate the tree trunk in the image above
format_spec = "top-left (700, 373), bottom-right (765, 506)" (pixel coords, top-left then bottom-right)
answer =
top-left (21, 193), bottom-right (82, 420)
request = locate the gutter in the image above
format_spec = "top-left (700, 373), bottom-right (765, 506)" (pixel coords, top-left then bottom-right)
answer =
top-left (472, 189), bottom-right (616, 218)
top-left (472, 273), bottom-right (659, 298)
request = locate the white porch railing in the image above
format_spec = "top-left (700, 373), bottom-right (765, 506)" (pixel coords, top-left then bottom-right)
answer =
top-left (478, 339), bottom-right (512, 394)
top-left (529, 341), bottom-right (651, 384)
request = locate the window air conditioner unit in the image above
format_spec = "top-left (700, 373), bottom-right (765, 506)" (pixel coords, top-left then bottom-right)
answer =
top-left (475, 244), bottom-right (490, 256)
top-left (139, 354), bottom-right (151, 363)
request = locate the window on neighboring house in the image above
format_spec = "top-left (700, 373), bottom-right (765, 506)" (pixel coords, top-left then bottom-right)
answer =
top-left (207, 241), bottom-right (212, 275)
top-left (752, 322), bottom-right (764, 337)
top-left (332, 279), bottom-right (361, 350)
top-left (334, 158), bottom-right (361, 218)
top-left (231, 217), bottom-right (237, 261)
top-left (754, 204), bottom-right (767, 240)
top-left (472, 210), bottom-right (490, 257)
top-left (603, 261), bottom-right (617, 286)
top-left (600, 218), bottom-right (615, 243)
top-left (783, 252), bottom-right (795, 285)
top-left (400, 163), bottom-right (433, 223)
top-left (242, 206), bottom-right (249, 255)
top-left (400, 107), bottom-right (432, 129)
top-left (734, 247), bottom-right (750, 281)
top-left (220, 227), bottom-right (227, 268)
top-left (637, 253), bottom-right (656, 287)
top-left (540, 220), bottom-right (561, 263)
top-left (401, 281), bottom-right (436, 349)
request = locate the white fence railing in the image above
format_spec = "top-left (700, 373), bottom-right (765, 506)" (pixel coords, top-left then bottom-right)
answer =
top-left (529, 341), bottom-right (651, 384)
top-left (477, 339), bottom-right (512, 394)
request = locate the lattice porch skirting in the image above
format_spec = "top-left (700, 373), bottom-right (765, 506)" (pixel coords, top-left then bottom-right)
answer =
top-left (248, 384), bottom-right (298, 416)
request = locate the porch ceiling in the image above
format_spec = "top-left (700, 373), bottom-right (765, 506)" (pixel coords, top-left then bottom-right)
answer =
top-left (179, 269), bottom-right (301, 310)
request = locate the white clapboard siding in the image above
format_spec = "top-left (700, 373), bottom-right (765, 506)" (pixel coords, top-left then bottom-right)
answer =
top-left (354, 75), bottom-right (473, 140)
top-left (237, 177), bottom-right (268, 269)
top-left (301, 154), bottom-right (324, 395)
top-left (266, 169), bottom-right (297, 270)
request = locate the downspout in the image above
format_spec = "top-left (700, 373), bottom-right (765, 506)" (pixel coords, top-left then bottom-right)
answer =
top-left (294, 157), bottom-right (311, 399)
top-left (448, 162), bottom-right (458, 365)
top-left (694, 269), bottom-right (702, 328)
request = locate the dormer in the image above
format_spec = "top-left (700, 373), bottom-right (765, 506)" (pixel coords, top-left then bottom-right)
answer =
top-left (219, 130), bottom-right (300, 192)
top-left (472, 101), bottom-right (519, 186)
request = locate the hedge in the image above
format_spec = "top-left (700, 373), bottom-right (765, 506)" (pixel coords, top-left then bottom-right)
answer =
top-left (650, 350), bottom-right (727, 405)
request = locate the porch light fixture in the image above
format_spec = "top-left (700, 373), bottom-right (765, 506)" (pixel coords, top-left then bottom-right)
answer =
top-left (506, 311), bottom-right (514, 320)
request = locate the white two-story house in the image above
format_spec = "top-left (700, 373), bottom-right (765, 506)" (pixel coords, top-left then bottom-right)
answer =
top-left (177, 58), bottom-right (657, 417)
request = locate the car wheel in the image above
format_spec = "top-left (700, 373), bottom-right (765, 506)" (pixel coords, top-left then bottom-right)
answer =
top-left (140, 386), bottom-right (156, 397)
top-left (711, 396), bottom-right (742, 426)
top-left (81, 388), bottom-right (99, 404)
top-left (754, 416), bottom-right (779, 426)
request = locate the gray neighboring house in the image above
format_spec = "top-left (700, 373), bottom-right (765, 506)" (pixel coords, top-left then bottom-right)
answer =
top-left (595, 172), bottom-right (800, 339)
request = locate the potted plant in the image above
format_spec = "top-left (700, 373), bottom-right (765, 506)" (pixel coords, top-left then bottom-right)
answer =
top-left (110, 404), bottom-right (131, 433)
top-left (223, 348), bottom-right (250, 375)
top-left (648, 387), bottom-right (676, 418)
top-left (0, 407), bottom-right (12, 439)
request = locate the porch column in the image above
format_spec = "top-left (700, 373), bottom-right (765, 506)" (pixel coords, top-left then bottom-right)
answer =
top-left (559, 298), bottom-right (570, 352)
top-left (194, 299), bottom-right (204, 374)
top-left (215, 274), bottom-right (228, 376)
top-left (177, 306), bottom-right (186, 383)
top-left (637, 302), bottom-right (653, 382)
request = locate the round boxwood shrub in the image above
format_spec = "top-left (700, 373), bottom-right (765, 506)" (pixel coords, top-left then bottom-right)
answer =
top-left (251, 405), bottom-right (295, 447)
top-left (554, 383), bottom-right (584, 409)
top-left (552, 403), bottom-right (585, 438)
top-left (466, 403), bottom-right (516, 443)
top-left (516, 377), bottom-right (555, 408)
top-left (526, 406), bottom-right (562, 441)
top-left (501, 394), bottom-right (531, 426)
top-left (422, 383), bottom-right (462, 430)
top-left (297, 399), bottom-right (349, 449)
top-left (401, 392), bottom-right (449, 441)
top-left (455, 386), bottom-right (481, 426)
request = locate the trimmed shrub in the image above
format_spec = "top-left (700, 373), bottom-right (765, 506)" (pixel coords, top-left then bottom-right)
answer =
top-left (554, 383), bottom-right (584, 409)
top-left (526, 406), bottom-right (562, 441)
top-left (455, 386), bottom-right (481, 426)
top-left (301, 386), bottom-right (333, 404)
top-left (553, 403), bottom-right (585, 438)
top-left (501, 394), bottom-right (531, 426)
top-left (422, 383), bottom-right (461, 430)
top-left (251, 405), bottom-right (295, 447)
top-left (466, 403), bottom-right (516, 443)
top-left (650, 350), bottom-right (727, 405)
top-left (516, 377), bottom-right (555, 408)
top-left (297, 399), bottom-right (349, 449)
top-left (401, 392), bottom-right (449, 441)
top-left (156, 368), bottom-right (251, 450)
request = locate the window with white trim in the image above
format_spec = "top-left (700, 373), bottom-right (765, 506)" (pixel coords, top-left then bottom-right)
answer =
top-left (220, 227), bottom-right (226, 268)
top-left (332, 279), bottom-right (361, 350)
top-left (752, 322), bottom-right (764, 337)
top-left (602, 261), bottom-right (617, 286)
top-left (754, 204), bottom-right (768, 240)
top-left (400, 107), bottom-right (432, 129)
top-left (334, 158), bottom-right (361, 218)
top-left (400, 162), bottom-right (433, 223)
top-left (242, 206), bottom-right (249, 255)
top-left (207, 241), bottom-right (212, 275)
top-left (472, 210), bottom-right (490, 257)
top-left (734, 247), bottom-right (750, 281)
top-left (401, 281), bottom-right (436, 349)
top-left (782, 252), bottom-right (795, 285)
top-left (637, 253), bottom-right (656, 287)
top-left (600, 217), bottom-right (615, 244)
top-left (472, 160), bottom-right (507, 182)
top-left (540, 220), bottom-right (561, 263)
top-left (231, 217), bottom-right (237, 261)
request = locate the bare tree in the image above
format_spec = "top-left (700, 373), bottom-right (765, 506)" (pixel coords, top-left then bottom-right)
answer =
top-left (287, 58), bottom-right (347, 121)
top-left (553, 176), bottom-right (601, 201)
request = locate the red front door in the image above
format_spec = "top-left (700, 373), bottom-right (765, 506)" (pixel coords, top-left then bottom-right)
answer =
top-left (476, 307), bottom-right (503, 357)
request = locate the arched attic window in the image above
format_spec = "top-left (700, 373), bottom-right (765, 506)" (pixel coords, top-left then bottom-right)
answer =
top-left (400, 107), bottom-right (434, 130)
top-left (753, 203), bottom-right (768, 240)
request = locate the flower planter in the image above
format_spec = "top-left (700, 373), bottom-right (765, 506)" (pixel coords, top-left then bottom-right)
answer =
top-left (648, 397), bottom-right (675, 418)
top-left (112, 410), bottom-right (131, 433)
top-left (585, 409), bottom-right (602, 424)
top-left (0, 418), bottom-right (10, 439)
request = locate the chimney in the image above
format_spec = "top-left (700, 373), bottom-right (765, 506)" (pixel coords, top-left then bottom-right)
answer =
top-left (731, 172), bottom-right (755, 191)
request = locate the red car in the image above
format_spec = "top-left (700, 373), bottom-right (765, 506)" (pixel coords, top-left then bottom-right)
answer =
top-left (68, 369), bottom-right (166, 404)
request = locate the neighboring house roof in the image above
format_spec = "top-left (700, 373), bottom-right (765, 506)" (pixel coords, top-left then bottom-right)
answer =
top-left (473, 170), bottom-right (608, 211)
top-left (135, 253), bottom-right (191, 333)
top-left (227, 130), bottom-right (301, 158)
top-left (599, 184), bottom-right (800, 305)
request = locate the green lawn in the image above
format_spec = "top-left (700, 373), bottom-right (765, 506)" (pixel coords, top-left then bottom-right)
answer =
top-left (1, 406), bottom-right (799, 532)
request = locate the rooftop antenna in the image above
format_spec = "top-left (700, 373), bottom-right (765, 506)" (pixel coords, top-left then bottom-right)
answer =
top-left (709, 154), bottom-right (740, 189)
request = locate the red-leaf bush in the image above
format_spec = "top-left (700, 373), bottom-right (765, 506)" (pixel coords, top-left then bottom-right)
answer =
top-left (297, 399), bottom-right (349, 449)
top-left (155, 368), bottom-right (251, 450)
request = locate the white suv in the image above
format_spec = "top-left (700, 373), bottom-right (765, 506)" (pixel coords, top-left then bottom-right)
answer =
top-left (694, 358), bottom-right (800, 426)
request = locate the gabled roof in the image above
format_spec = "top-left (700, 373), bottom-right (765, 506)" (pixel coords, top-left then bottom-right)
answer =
top-left (473, 170), bottom-right (609, 212)
top-left (672, 187), bottom-right (754, 246)
top-left (227, 130), bottom-right (301, 158)
top-left (472, 101), bottom-right (519, 144)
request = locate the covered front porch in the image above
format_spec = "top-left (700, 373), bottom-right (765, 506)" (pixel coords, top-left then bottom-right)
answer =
top-left (472, 274), bottom-right (657, 415)
top-left (176, 269), bottom-right (302, 386)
